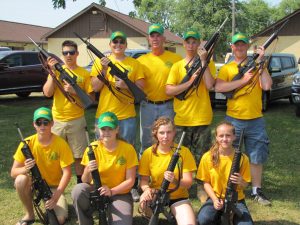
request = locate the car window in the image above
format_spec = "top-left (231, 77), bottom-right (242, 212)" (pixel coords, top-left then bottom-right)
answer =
top-left (22, 53), bottom-right (40, 65)
top-left (3, 54), bottom-right (22, 67)
top-left (281, 56), bottom-right (294, 70)
top-left (269, 57), bottom-right (281, 68)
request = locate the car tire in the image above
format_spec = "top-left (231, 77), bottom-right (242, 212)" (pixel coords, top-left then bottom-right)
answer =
top-left (262, 92), bottom-right (269, 112)
top-left (16, 92), bottom-right (31, 98)
top-left (296, 106), bottom-right (300, 117)
top-left (289, 96), bottom-right (295, 104)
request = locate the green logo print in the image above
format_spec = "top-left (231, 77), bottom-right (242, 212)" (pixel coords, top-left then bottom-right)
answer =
top-left (116, 156), bottom-right (126, 165)
top-left (49, 151), bottom-right (58, 160)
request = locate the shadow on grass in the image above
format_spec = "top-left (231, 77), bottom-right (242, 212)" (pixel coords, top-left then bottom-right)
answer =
top-left (255, 220), bottom-right (300, 225)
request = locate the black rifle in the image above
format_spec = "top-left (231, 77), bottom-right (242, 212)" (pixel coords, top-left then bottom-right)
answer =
top-left (16, 124), bottom-right (60, 225)
top-left (221, 129), bottom-right (245, 225)
top-left (175, 17), bottom-right (228, 100)
top-left (74, 32), bottom-right (147, 104)
top-left (148, 132), bottom-right (186, 225)
top-left (223, 19), bottom-right (289, 99)
top-left (27, 36), bottom-right (94, 109)
top-left (85, 129), bottom-right (110, 225)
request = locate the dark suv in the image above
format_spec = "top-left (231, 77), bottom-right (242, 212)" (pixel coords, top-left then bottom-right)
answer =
top-left (211, 53), bottom-right (299, 111)
top-left (0, 51), bottom-right (47, 97)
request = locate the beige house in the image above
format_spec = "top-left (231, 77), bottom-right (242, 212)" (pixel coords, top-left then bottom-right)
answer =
top-left (43, 3), bottom-right (184, 67)
top-left (0, 20), bottom-right (51, 50)
top-left (251, 8), bottom-right (300, 68)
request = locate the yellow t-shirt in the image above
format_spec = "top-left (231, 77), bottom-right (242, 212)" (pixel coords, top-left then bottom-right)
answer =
top-left (138, 51), bottom-right (182, 101)
top-left (139, 144), bottom-right (196, 200)
top-left (196, 151), bottom-right (251, 200)
top-left (90, 56), bottom-right (145, 119)
top-left (167, 59), bottom-right (216, 126)
top-left (81, 140), bottom-right (138, 194)
top-left (13, 134), bottom-right (74, 187)
top-left (51, 65), bottom-right (93, 121)
top-left (218, 61), bottom-right (263, 119)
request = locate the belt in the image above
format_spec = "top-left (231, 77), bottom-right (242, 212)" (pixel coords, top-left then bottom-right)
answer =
top-left (146, 99), bottom-right (172, 105)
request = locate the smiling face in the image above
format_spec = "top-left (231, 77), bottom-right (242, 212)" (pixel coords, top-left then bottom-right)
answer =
top-left (231, 41), bottom-right (249, 61)
top-left (148, 32), bottom-right (166, 51)
top-left (215, 124), bottom-right (236, 151)
top-left (109, 37), bottom-right (127, 56)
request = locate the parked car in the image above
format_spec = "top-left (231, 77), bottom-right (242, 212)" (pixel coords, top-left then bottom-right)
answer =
top-left (0, 50), bottom-right (51, 97)
top-left (210, 53), bottom-right (299, 111)
top-left (291, 71), bottom-right (300, 117)
top-left (0, 47), bottom-right (12, 51)
top-left (85, 49), bottom-right (150, 71)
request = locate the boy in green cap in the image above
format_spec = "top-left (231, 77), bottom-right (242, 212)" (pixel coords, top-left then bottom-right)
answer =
top-left (215, 32), bottom-right (272, 206)
top-left (166, 29), bottom-right (216, 203)
top-left (11, 107), bottom-right (74, 225)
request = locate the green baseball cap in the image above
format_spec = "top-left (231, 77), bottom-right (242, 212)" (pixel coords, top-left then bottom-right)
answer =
top-left (98, 112), bottom-right (119, 129)
top-left (33, 107), bottom-right (52, 121)
top-left (232, 32), bottom-right (249, 44)
top-left (183, 29), bottom-right (201, 40)
top-left (148, 23), bottom-right (164, 35)
top-left (110, 31), bottom-right (127, 41)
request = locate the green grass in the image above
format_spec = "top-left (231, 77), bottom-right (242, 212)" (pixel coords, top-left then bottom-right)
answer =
top-left (0, 93), bottom-right (299, 225)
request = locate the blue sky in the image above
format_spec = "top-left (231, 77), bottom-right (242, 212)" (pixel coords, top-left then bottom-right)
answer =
top-left (0, 0), bottom-right (282, 28)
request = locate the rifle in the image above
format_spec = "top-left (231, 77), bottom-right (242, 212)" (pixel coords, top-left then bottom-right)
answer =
top-left (15, 123), bottom-right (60, 225)
top-left (221, 129), bottom-right (245, 225)
top-left (27, 36), bottom-right (94, 109)
top-left (175, 17), bottom-right (228, 100)
top-left (148, 132), bottom-right (186, 225)
top-left (85, 129), bottom-right (110, 225)
top-left (74, 32), bottom-right (147, 104)
top-left (223, 19), bottom-right (289, 99)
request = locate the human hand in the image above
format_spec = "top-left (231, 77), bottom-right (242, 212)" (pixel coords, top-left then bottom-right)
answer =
top-left (87, 160), bottom-right (98, 172)
top-left (164, 171), bottom-right (175, 183)
top-left (115, 78), bottom-right (128, 89)
top-left (230, 172), bottom-right (244, 186)
top-left (47, 57), bottom-right (58, 70)
top-left (213, 198), bottom-right (224, 210)
top-left (62, 80), bottom-right (75, 94)
top-left (255, 46), bottom-right (265, 62)
top-left (197, 46), bottom-right (208, 63)
top-left (98, 185), bottom-right (112, 197)
top-left (24, 158), bottom-right (35, 173)
top-left (100, 57), bottom-right (110, 72)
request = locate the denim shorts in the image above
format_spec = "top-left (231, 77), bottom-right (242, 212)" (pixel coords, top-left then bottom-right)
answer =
top-left (225, 116), bottom-right (270, 164)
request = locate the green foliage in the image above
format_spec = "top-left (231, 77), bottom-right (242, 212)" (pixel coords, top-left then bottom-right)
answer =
top-left (271, 0), bottom-right (300, 21)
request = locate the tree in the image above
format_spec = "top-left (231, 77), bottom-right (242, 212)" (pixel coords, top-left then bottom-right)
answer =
top-left (272, 0), bottom-right (300, 21)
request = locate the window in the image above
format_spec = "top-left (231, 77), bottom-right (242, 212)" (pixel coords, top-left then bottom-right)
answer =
top-left (281, 56), bottom-right (294, 70)
top-left (3, 54), bottom-right (22, 67)
top-left (269, 57), bottom-right (281, 68)
top-left (22, 53), bottom-right (40, 65)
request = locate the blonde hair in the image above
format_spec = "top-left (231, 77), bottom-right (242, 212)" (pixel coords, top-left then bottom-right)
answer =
top-left (210, 121), bottom-right (235, 167)
top-left (151, 117), bottom-right (175, 155)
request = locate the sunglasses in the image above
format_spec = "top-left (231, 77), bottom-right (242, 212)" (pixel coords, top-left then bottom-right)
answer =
top-left (112, 39), bottom-right (126, 45)
top-left (35, 120), bottom-right (50, 127)
top-left (62, 50), bottom-right (76, 56)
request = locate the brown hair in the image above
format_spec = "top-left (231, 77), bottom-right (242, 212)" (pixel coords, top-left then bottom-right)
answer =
top-left (210, 120), bottom-right (235, 167)
top-left (151, 117), bottom-right (175, 155)
top-left (62, 40), bottom-right (78, 51)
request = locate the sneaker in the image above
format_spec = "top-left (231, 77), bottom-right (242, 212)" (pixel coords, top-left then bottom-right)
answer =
top-left (131, 188), bottom-right (140, 202)
top-left (251, 188), bottom-right (271, 206)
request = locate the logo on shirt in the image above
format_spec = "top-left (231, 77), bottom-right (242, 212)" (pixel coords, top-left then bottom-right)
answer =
top-left (49, 151), bottom-right (58, 161)
top-left (116, 156), bottom-right (126, 165)
top-left (165, 61), bottom-right (173, 68)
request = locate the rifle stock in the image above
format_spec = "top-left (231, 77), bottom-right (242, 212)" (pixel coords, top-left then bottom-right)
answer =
top-left (85, 129), bottom-right (109, 225)
top-left (148, 132), bottom-right (186, 225)
top-left (74, 32), bottom-right (147, 104)
top-left (175, 17), bottom-right (228, 100)
top-left (223, 19), bottom-right (289, 99)
top-left (27, 36), bottom-right (94, 109)
top-left (16, 123), bottom-right (60, 225)
top-left (221, 129), bottom-right (245, 225)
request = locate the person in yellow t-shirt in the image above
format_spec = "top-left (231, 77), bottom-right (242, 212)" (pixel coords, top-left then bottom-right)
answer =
top-left (72, 111), bottom-right (138, 225)
top-left (215, 32), bottom-right (272, 206)
top-left (43, 40), bottom-right (93, 184)
top-left (90, 31), bottom-right (145, 146)
top-left (196, 121), bottom-right (253, 225)
top-left (139, 117), bottom-right (197, 225)
top-left (137, 23), bottom-right (182, 154)
top-left (166, 29), bottom-right (216, 166)
top-left (11, 107), bottom-right (74, 225)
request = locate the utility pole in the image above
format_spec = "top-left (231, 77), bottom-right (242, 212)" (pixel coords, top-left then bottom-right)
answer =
top-left (232, 0), bottom-right (236, 36)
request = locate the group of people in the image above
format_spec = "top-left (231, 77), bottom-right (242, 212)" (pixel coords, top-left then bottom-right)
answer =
top-left (11, 23), bottom-right (272, 225)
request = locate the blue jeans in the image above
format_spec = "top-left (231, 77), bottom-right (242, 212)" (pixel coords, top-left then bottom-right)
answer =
top-left (94, 117), bottom-right (137, 146)
top-left (198, 198), bottom-right (253, 225)
top-left (225, 116), bottom-right (269, 164)
top-left (139, 100), bottom-right (175, 155)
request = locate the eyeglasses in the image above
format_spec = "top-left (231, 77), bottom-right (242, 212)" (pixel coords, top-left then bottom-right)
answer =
top-left (62, 50), bottom-right (76, 56)
top-left (112, 39), bottom-right (126, 45)
top-left (35, 120), bottom-right (50, 126)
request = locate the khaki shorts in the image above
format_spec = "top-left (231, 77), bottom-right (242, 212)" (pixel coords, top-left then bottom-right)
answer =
top-left (52, 117), bottom-right (88, 158)
top-left (50, 188), bottom-right (68, 219)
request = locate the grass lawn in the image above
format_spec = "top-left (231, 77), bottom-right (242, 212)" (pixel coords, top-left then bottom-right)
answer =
top-left (0, 93), bottom-right (299, 225)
